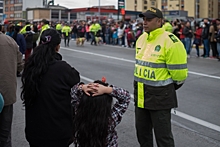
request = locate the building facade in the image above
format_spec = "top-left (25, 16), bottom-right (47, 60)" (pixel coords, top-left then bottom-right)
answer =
top-left (126, 0), bottom-right (157, 12)
top-left (4, 0), bottom-right (45, 21)
top-left (0, 0), bottom-right (3, 22)
top-left (126, 0), bottom-right (219, 19)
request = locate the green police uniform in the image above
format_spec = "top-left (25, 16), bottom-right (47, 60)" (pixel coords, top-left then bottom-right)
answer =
top-left (134, 7), bottom-right (187, 147)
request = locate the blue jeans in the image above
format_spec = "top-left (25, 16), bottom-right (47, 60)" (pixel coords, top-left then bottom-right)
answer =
top-left (181, 39), bottom-right (185, 48)
top-left (203, 39), bottom-right (210, 57)
top-left (194, 38), bottom-right (200, 56)
top-left (105, 34), bottom-right (110, 44)
top-left (185, 37), bottom-right (192, 55)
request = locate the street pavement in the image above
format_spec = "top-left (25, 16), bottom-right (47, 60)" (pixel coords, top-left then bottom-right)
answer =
top-left (12, 40), bottom-right (220, 147)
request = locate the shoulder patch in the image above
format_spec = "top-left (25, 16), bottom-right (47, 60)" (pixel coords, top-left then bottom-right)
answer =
top-left (168, 34), bottom-right (178, 43)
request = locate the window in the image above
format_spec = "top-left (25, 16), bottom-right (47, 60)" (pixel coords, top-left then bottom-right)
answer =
top-left (14, 13), bottom-right (22, 18)
top-left (0, 9), bottom-right (2, 13)
top-left (14, 6), bottom-right (22, 11)
top-left (10, 14), bottom-right (14, 18)
top-left (144, 6), bottom-right (147, 10)
top-left (0, 3), bottom-right (3, 7)
top-left (144, 0), bottom-right (147, 4)
top-left (135, 0), bottom-right (137, 4)
top-left (14, 0), bottom-right (22, 4)
top-left (6, 0), bottom-right (9, 4)
top-left (10, 7), bottom-right (14, 11)
top-left (5, 7), bottom-right (8, 12)
top-left (10, 0), bottom-right (14, 4)
top-left (151, 1), bottom-right (155, 5)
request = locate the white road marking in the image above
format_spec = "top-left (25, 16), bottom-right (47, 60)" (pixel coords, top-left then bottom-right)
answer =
top-left (61, 47), bottom-right (220, 80)
top-left (80, 75), bottom-right (220, 132)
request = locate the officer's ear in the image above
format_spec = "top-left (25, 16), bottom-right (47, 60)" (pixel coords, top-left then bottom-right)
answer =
top-left (156, 18), bottom-right (162, 27)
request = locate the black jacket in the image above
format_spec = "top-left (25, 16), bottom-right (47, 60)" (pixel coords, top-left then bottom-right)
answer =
top-left (24, 31), bottom-right (33, 49)
top-left (202, 24), bottom-right (210, 39)
top-left (25, 53), bottom-right (80, 146)
top-left (183, 26), bottom-right (193, 38)
top-left (134, 81), bottom-right (178, 110)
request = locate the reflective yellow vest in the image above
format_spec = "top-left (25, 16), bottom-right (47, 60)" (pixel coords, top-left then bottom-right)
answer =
top-left (162, 22), bottom-right (173, 33)
top-left (20, 24), bottom-right (31, 34)
top-left (62, 26), bottom-right (71, 36)
top-left (38, 24), bottom-right (50, 42)
top-left (56, 24), bottom-right (62, 31)
top-left (134, 28), bottom-right (188, 108)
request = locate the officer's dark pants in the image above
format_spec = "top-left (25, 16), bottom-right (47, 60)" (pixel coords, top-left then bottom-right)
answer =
top-left (64, 36), bottom-right (70, 47)
top-left (0, 105), bottom-right (13, 147)
top-left (90, 32), bottom-right (96, 45)
top-left (135, 107), bottom-right (174, 147)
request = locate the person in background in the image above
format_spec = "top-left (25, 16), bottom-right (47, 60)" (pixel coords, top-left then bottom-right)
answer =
top-left (24, 26), bottom-right (34, 62)
top-left (112, 29), bottom-right (118, 45)
top-left (76, 22), bottom-right (86, 46)
top-left (209, 20), bottom-right (218, 58)
top-left (62, 23), bottom-right (71, 47)
top-left (39, 19), bottom-right (50, 41)
top-left (163, 19), bottom-right (173, 33)
top-left (202, 18), bottom-right (210, 58)
top-left (183, 21), bottom-right (193, 58)
top-left (85, 23), bottom-right (90, 42)
top-left (117, 22), bottom-right (125, 47)
top-left (193, 24), bottom-right (203, 57)
top-left (215, 23), bottom-right (220, 61)
top-left (20, 22), bottom-right (31, 34)
top-left (173, 22), bottom-right (181, 39)
top-left (71, 23), bottom-right (77, 41)
top-left (126, 26), bottom-right (135, 48)
top-left (12, 25), bottom-right (26, 77)
top-left (0, 23), bottom-right (23, 147)
top-left (56, 21), bottom-right (62, 35)
top-left (32, 24), bottom-right (39, 50)
top-left (5, 23), bottom-right (15, 37)
top-left (104, 24), bottom-right (111, 44)
top-left (21, 29), bottom-right (80, 147)
top-left (178, 22), bottom-right (186, 47)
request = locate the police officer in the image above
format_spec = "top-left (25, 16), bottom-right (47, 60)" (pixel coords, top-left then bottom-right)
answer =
top-left (134, 7), bottom-right (188, 147)
top-left (20, 21), bottom-right (31, 34)
top-left (56, 21), bottom-right (62, 35)
top-left (62, 22), bottom-right (71, 47)
top-left (163, 19), bottom-right (173, 33)
top-left (39, 19), bottom-right (50, 39)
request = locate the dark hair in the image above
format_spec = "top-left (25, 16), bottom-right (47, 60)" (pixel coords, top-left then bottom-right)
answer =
top-left (73, 80), bottom-right (113, 147)
top-left (12, 26), bottom-right (21, 41)
top-left (26, 26), bottom-right (31, 31)
top-left (21, 29), bottom-right (61, 107)
top-left (0, 24), bottom-right (2, 31)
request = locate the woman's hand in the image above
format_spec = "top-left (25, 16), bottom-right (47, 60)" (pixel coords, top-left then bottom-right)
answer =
top-left (92, 84), bottom-right (113, 97)
top-left (81, 83), bottom-right (96, 95)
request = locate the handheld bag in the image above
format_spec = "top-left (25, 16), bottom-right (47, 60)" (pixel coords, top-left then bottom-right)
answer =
top-left (0, 93), bottom-right (4, 113)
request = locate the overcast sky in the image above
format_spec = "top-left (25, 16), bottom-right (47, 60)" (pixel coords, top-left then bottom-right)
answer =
top-left (55, 0), bottom-right (118, 8)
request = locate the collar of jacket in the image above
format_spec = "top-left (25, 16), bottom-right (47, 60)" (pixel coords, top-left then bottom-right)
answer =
top-left (147, 28), bottom-right (165, 41)
top-left (54, 52), bottom-right (62, 60)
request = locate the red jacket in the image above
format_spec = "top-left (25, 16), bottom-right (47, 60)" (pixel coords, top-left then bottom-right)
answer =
top-left (179, 28), bottom-right (185, 39)
top-left (194, 28), bottom-right (202, 39)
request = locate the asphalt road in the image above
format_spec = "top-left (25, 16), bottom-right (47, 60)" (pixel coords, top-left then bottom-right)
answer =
top-left (13, 40), bottom-right (220, 147)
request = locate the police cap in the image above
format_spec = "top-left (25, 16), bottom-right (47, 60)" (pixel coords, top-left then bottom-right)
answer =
top-left (139, 7), bottom-right (163, 19)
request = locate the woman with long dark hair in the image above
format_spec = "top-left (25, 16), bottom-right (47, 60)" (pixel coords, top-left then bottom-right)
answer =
top-left (71, 80), bottom-right (131, 147)
top-left (21, 28), bottom-right (80, 147)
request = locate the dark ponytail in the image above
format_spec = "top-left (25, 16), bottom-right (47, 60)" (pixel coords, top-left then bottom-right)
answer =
top-left (21, 29), bottom-right (61, 107)
top-left (12, 26), bottom-right (20, 41)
